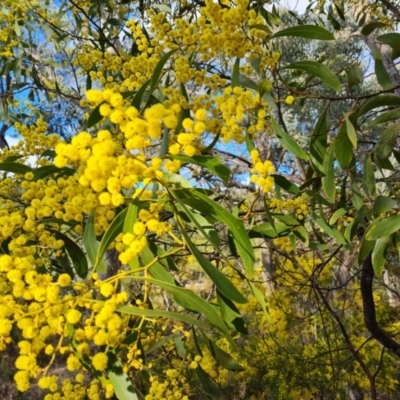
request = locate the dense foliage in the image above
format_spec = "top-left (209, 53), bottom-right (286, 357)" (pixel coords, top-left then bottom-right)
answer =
top-left (1, 0), bottom-right (400, 399)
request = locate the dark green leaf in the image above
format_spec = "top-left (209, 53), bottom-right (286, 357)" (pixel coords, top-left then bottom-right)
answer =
top-left (148, 279), bottom-right (229, 335)
top-left (178, 223), bottom-right (247, 304)
top-left (283, 61), bottom-right (341, 92)
top-left (268, 25), bottom-right (334, 40)
top-left (196, 365), bottom-right (222, 400)
top-left (205, 337), bottom-right (243, 371)
top-left (83, 210), bottom-right (106, 273)
top-left (356, 95), bottom-right (400, 118)
top-left (345, 115), bottom-right (357, 148)
top-left (87, 102), bottom-right (104, 128)
top-left (271, 116), bottom-right (309, 160)
top-left (249, 222), bottom-right (290, 238)
top-left (371, 236), bottom-right (390, 276)
top-left (322, 145), bottom-right (336, 203)
top-left (329, 208), bottom-right (348, 225)
top-left (334, 123), bottom-right (353, 169)
top-left (367, 108), bottom-right (400, 128)
top-left (108, 357), bottom-right (138, 400)
top-left (361, 21), bottom-right (387, 36)
top-left (123, 202), bottom-right (140, 272)
top-left (217, 291), bottom-right (248, 334)
top-left (375, 123), bottom-right (400, 159)
top-left (95, 208), bottom-right (128, 270)
top-left (0, 162), bottom-right (32, 175)
top-left (373, 196), bottom-right (397, 215)
top-left (131, 79), bottom-right (150, 109)
top-left (231, 57), bottom-right (240, 88)
top-left (347, 64), bottom-right (364, 88)
top-left (310, 106), bottom-right (328, 174)
top-left (377, 33), bottom-right (400, 49)
top-left (375, 59), bottom-right (393, 90)
top-left (363, 153), bottom-right (375, 196)
top-left (173, 189), bottom-right (255, 275)
top-left (271, 174), bottom-right (301, 195)
top-left (49, 230), bottom-right (88, 278)
top-left (366, 215), bottom-right (400, 240)
top-left (168, 155), bottom-right (230, 183)
top-left (249, 24), bottom-right (272, 35)
top-left (117, 303), bottom-right (208, 329)
top-left (313, 214), bottom-right (347, 244)
top-left (328, 10), bottom-right (341, 30)
top-left (150, 49), bottom-right (177, 91)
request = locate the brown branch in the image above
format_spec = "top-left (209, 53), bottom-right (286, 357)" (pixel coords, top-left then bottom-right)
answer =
top-left (361, 253), bottom-right (400, 357)
top-left (379, 0), bottom-right (400, 20)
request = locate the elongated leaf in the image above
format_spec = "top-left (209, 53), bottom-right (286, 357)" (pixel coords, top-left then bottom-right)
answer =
top-left (377, 33), bottom-right (400, 49)
top-left (173, 189), bottom-right (255, 275)
top-left (334, 123), bottom-right (353, 169)
top-left (271, 116), bottom-right (309, 160)
top-left (33, 165), bottom-right (75, 181)
top-left (328, 10), bottom-right (341, 30)
top-left (373, 196), bottom-right (397, 215)
top-left (217, 291), bottom-right (247, 334)
top-left (231, 57), bottom-right (240, 88)
top-left (83, 210), bottom-right (106, 273)
top-left (348, 64), bottom-right (364, 88)
top-left (150, 49), bottom-right (177, 91)
top-left (351, 182), bottom-right (363, 211)
top-left (95, 208), bottom-right (128, 270)
top-left (108, 358), bottom-right (138, 400)
top-left (359, 236), bottom-right (375, 264)
top-left (371, 236), bottom-right (390, 276)
top-left (123, 202), bottom-right (140, 272)
top-left (356, 95), bottom-right (400, 118)
top-left (177, 204), bottom-right (220, 247)
top-left (196, 365), bottom-right (222, 400)
top-left (363, 153), bottom-right (375, 196)
top-left (0, 162), bottom-right (32, 175)
top-left (345, 115), bottom-right (357, 148)
top-left (367, 108), bottom-right (400, 128)
top-left (142, 245), bottom-right (175, 285)
top-left (178, 223), bottom-right (246, 304)
top-left (361, 21), bottom-right (386, 36)
top-left (366, 215), bottom-right (400, 240)
top-left (375, 59), bottom-right (393, 90)
top-left (205, 337), bottom-right (243, 371)
top-left (283, 61), bottom-right (341, 92)
top-left (249, 282), bottom-right (271, 321)
top-left (117, 304), bottom-right (208, 329)
top-left (145, 333), bottom-right (177, 355)
top-left (268, 25), bottom-right (334, 40)
top-left (245, 130), bottom-right (256, 154)
top-left (148, 279), bottom-right (229, 335)
top-left (168, 155), bottom-right (230, 182)
top-left (174, 332), bottom-right (186, 358)
top-left (249, 222), bottom-right (290, 238)
top-left (49, 230), bottom-right (88, 278)
top-left (310, 107), bottom-right (328, 173)
top-left (271, 174), bottom-right (300, 195)
top-left (375, 123), bottom-right (400, 159)
top-left (249, 24), bottom-right (272, 35)
top-left (131, 79), bottom-right (150, 109)
top-left (329, 208), bottom-right (348, 225)
top-left (293, 225), bottom-right (309, 246)
top-left (322, 145), bottom-right (336, 203)
top-left (87, 102), bottom-right (104, 128)
top-left (313, 214), bottom-right (347, 244)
